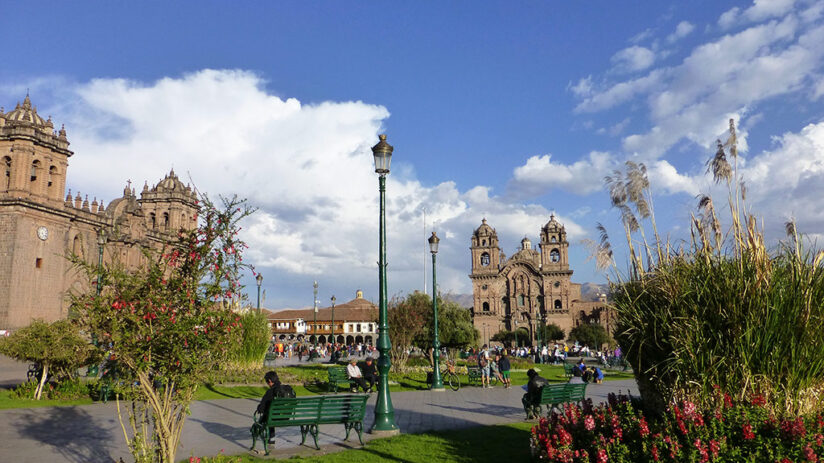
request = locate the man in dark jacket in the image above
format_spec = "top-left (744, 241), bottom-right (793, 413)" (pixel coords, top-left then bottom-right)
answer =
top-left (522, 368), bottom-right (550, 419)
top-left (256, 371), bottom-right (281, 444)
top-left (360, 357), bottom-right (379, 392)
top-left (498, 353), bottom-right (512, 388)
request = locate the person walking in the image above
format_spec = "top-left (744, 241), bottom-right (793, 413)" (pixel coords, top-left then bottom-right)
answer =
top-left (478, 344), bottom-right (491, 388)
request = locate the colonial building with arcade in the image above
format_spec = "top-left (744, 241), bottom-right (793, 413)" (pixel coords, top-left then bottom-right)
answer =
top-left (469, 216), bottom-right (611, 345)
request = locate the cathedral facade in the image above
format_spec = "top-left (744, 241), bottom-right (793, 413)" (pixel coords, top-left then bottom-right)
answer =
top-left (469, 216), bottom-right (611, 345)
top-left (0, 96), bottom-right (197, 329)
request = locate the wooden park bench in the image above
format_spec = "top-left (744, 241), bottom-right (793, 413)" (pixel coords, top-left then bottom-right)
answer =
top-left (250, 394), bottom-right (368, 455)
top-left (523, 383), bottom-right (587, 419)
top-left (327, 366), bottom-right (356, 393)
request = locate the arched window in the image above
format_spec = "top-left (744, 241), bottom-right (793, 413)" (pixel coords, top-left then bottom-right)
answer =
top-left (48, 166), bottom-right (57, 189)
top-left (2, 156), bottom-right (10, 190)
top-left (482, 239), bottom-right (486, 246)
top-left (480, 252), bottom-right (490, 266)
top-left (550, 249), bottom-right (560, 263)
top-left (30, 160), bottom-right (41, 182)
top-left (551, 236), bottom-right (557, 243)
top-left (554, 299), bottom-right (562, 310)
top-left (150, 213), bottom-right (156, 229)
top-left (163, 212), bottom-right (169, 230)
top-left (72, 235), bottom-right (82, 257)
top-left (482, 302), bottom-right (490, 312)
top-left (518, 294), bottom-right (525, 306)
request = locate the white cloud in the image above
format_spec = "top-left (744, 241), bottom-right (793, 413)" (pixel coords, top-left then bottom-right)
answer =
top-left (667, 21), bottom-right (695, 43)
top-left (610, 46), bottom-right (656, 73)
top-left (568, 76), bottom-right (594, 98)
top-left (509, 151), bottom-right (613, 197)
top-left (719, 0), bottom-right (797, 29)
top-left (32, 70), bottom-right (583, 304)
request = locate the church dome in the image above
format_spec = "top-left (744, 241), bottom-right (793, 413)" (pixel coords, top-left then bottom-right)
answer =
top-left (3, 95), bottom-right (48, 127)
top-left (473, 218), bottom-right (496, 238)
top-left (155, 169), bottom-right (186, 191)
top-left (542, 214), bottom-right (564, 233)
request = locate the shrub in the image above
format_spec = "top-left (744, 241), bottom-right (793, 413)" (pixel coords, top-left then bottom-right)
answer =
top-left (530, 392), bottom-right (824, 462)
top-left (602, 121), bottom-right (824, 416)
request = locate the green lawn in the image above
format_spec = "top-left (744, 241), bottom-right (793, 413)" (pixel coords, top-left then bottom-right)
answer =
top-left (185, 422), bottom-right (535, 463)
top-left (1, 363), bottom-right (633, 409)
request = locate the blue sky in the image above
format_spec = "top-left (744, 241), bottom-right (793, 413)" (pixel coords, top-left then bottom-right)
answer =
top-left (3, 1), bottom-right (823, 308)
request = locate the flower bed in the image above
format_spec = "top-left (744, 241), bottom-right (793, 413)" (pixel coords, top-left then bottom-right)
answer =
top-left (531, 392), bottom-right (823, 462)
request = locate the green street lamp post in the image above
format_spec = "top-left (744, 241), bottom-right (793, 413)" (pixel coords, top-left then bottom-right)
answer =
top-left (428, 232), bottom-right (444, 390)
top-left (371, 134), bottom-right (399, 434)
top-left (313, 281), bottom-right (318, 345)
top-left (256, 273), bottom-right (263, 312)
top-left (330, 296), bottom-right (336, 346)
top-left (96, 229), bottom-right (107, 296)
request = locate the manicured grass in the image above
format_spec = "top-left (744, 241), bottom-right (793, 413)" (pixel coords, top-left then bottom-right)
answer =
top-left (0, 387), bottom-right (94, 409)
top-left (0, 363), bottom-right (634, 409)
top-left (185, 422), bottom-right (535, 463)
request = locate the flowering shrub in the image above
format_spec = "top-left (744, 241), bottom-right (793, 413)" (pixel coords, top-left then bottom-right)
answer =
top-left (531, 392), bottom-right (824, 462)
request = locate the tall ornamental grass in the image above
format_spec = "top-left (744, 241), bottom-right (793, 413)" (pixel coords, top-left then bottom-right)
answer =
top-left (228, 309), bottom-right (271, 369)
top-left (597, 120), bottom-right (824, 417)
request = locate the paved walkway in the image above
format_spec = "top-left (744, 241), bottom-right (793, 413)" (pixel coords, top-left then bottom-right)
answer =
top-left (0, 378), bottom-right (637, 463)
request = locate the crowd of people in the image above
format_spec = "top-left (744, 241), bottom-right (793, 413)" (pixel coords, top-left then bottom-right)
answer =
top-left (266, 341), bottom-right (377, 362)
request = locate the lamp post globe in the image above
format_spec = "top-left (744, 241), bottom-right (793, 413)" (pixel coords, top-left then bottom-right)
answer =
top-left (428, 232), bottom-right (444, 390)
top-left (371, 134), bottom-right (399, 434)
top-left (255, 273), bottom-right (263, 312)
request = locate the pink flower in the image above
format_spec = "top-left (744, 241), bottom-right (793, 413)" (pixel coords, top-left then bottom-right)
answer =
top-left (596, 448), bottom-right (608, 463)
top-left (804, 445), bottom-right (817, 462)
top-left (651, 445), bottom-right (660, 462)
top-left (584, 415), bottom-right (596, 431)
top-left (709, 439), bottom-right (720, 458)
top-left (639, 416), bottom-right (650, 437)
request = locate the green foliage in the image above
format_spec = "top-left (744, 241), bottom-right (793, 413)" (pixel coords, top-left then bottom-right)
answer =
top-left (228, 310), bottom-right (270, 368)
top-left (69, 193), bottom-right (255, 463)
top-left (430, 298), bottom-right (478, 348)
top-left (0, 319), bottom-right (99, 399)
top-left (387, 292), bottom-right (429, 369)
top-left (568, 324), bottom-right (610, 349)
top-left (607, 121), bottom-right (824, 416)
top-left (541, 323), bottom-right (565, 342)
top-left (491, 329), bottom-right (530, 346)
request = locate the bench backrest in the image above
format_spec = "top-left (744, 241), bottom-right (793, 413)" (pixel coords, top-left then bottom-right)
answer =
top-left (564, 383), bottom-right (587, 402)
top-left (328, 367), bottom-right (349, 380)
top-left (264, 394), bottom-right (367, 426)
top-left (540, 384), bottom-right (568, 403)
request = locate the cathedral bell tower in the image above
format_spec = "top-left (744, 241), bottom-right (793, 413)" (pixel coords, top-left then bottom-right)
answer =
top-left (470, 218), bottom-right (503, 318)
top-left (539, 214), bottom-right (572, 313)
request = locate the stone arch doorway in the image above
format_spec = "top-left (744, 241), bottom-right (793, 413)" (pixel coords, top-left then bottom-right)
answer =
top-left (346, 335), bottom-right (355, 345)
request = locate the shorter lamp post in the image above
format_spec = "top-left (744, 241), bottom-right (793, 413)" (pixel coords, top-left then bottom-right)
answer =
top-left (330, 295), bottom-right (336, 346)
top-left (256, 273), bottom-right (263, 312)
top-left (428, 232), bottom-right (444, 390)
top-left (313, 281), bottom-right (318, 345)
top-left (96, 229), bottom-right (107, 296)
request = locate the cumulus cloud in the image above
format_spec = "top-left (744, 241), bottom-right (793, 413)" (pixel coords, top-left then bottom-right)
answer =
top-left (509, 151), bottom-right (613, 197)
top-left (610, 46), bottom-right (656, 73)
top-left (719, 0), bottom-right (797, 29)
top-left (30, 69), bottom-right (583, 305)
top-left (667, 21), bottom-right (695, 42)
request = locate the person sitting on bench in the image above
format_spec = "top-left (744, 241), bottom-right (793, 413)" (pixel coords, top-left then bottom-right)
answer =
top-left (360, 357), bottom-right (378, 391)
top-left (521, 368), bottom-right (549, 419)
top-left (347, 358), bottom-right (369, 392)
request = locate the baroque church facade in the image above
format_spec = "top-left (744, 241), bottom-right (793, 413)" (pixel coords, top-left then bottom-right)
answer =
top-left (0, 96), bottom-right (197, 329)
top-left (470, 216), bottom-right (611, 345)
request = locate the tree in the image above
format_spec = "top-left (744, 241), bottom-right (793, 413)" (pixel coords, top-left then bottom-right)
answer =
top-left (386, 292), bottom-right (428, 370)
top-left (69, 194), bottom-right (254, 463)
top-left (541, 323), bottom-right (565, 343)
top-left (428, 298), bottom-right (478, 349)
top-left (568, 323), bottom-right (610, 349)
top-left (0, 319), bottom-right (98, 399)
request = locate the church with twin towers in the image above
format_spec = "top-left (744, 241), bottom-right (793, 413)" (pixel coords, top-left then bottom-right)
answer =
top-left (469, 215), bottom-right (611, 345)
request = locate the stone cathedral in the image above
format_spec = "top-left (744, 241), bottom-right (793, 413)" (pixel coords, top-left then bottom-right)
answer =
top-left (0, 95), bottom-right (197, 329)
top-left (470, 216), bottom-right (611, 344)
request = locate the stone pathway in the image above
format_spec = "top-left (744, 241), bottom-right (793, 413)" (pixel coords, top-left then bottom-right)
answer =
top-left (0, 379), bottom-right (638, 462)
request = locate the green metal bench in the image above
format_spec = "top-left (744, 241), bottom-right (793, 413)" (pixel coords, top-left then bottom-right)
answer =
top-left (523, 383), bottom-right (587, 419)
top-left (562, 363), bottom-right (574, 378)
top-left (250, 394), bottom-right (368, 455)
top-left (327, 366), bottom-right (355, 393)
top-left (467, 366), bottom-right (482, 386)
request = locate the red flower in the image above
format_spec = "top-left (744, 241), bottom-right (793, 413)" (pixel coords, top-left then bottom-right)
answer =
top-left (639, 416), bottom-right (650, 437)
top-left (803, 445), bottom-right (817, 462)
top-left (651, 444), bottom-right (660, 462)
top-left (709, 439), bottom-right (720, 458)
top-left (750, 393), bottom-right (766, 407)
top-left (596, 448), bottom-right (608, 463)
top-left (724, 393), bottom-right (733, 409)
top-left (585, 415), bottom-right (596, 431)
top-left (742, 422), bottom-right (755, 440)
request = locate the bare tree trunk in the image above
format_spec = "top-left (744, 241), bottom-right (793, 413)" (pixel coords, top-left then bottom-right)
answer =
top-left (34, 363), bottom-right (49, 400)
